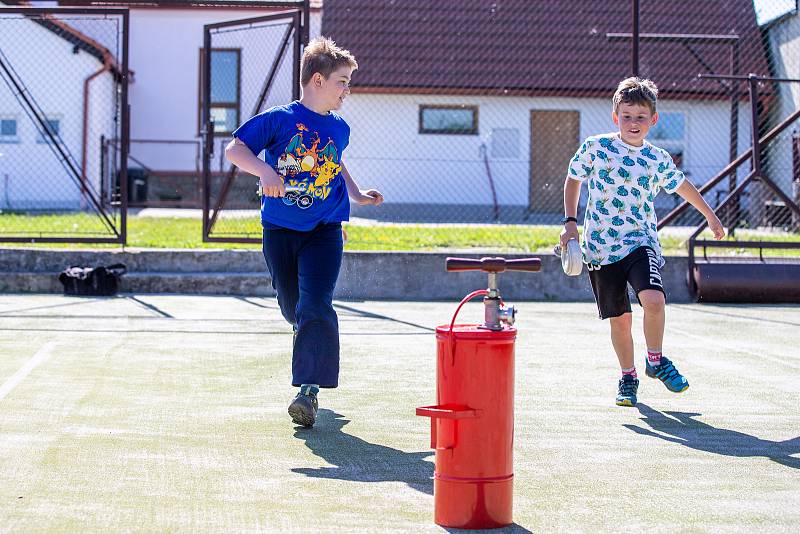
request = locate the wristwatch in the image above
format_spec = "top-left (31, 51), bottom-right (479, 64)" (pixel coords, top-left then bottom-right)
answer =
top-left (561, 216), bottom-right (578, 224)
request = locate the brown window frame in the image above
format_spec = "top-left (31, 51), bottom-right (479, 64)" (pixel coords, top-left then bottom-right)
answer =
top-left (198, 47), bottom-right (242, 137)
top-left (418, 104), bottom-right (479, 135)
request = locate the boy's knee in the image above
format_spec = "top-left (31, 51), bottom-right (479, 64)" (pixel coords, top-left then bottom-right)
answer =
top-left (639, 290), bottom-right (665, 313)
top-left (609, 312), bottom-right (632, 329)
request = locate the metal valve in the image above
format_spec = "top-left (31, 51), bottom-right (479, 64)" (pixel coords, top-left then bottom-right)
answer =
top-left (497, 303), bottom-right (516, 326)
top-left (484, 298), bottom-right (516, 330)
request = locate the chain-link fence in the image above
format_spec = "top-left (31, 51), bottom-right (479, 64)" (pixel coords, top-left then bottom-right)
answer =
top-left (0, 6), bottom-right (127, 243)
top-left (203, 8), bottom-right (302, 241)
top-left (1, 1), bottom-right (798, 252)
top-left (316, 0), bottom-right (800, 251)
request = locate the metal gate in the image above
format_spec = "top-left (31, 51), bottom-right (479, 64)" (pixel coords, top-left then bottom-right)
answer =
top-left (202, 5), bottom-right (306, 243)
top-left (0, 6), bottom-right (129, 244)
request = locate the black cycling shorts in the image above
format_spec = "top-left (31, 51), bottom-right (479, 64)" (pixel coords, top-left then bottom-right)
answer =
top-left (587, 246), bottom-right (666, 319)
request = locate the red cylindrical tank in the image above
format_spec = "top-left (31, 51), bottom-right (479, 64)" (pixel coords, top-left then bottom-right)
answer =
top-left (416, 323), bottom-right (516, 529)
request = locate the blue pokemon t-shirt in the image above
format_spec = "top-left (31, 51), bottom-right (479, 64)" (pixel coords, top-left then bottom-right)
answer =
top-left (233, 101), bottom-right (350, 231)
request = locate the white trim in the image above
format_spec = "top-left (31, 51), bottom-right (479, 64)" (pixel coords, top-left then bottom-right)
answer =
top-left (0, 115), bottom-right (20, 144)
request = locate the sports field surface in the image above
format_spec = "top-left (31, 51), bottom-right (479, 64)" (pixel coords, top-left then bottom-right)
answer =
top-left (1, 294), bottom-right (798, 532)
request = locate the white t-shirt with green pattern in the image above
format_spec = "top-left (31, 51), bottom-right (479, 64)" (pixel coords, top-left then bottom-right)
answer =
top-left (567, 133), bottom-right (686, 266)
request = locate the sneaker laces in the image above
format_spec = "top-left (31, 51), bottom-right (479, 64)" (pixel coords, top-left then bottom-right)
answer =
top-left (618, 378), bottom-right (638, 396)
top-left (656, 359), bottom-right (680, 380)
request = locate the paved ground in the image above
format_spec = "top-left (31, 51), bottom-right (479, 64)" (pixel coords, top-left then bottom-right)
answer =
top-left (0, 294), bottom-right (798, 533)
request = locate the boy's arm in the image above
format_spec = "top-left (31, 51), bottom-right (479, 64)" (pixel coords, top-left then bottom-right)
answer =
top-left (341, 161), bottom-right (384, 206)
top-left (224, 138), bottom-right (285, 197)
top-left (560, 177), bottom-right (582, 248)
top-left (675, 180), bottom-right (725, 239)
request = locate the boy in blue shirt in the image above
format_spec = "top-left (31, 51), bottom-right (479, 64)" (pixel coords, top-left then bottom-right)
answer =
top-left (225, 37), bottom-right (383, 428)
top-left (560, 77), bottom-right (725, 407)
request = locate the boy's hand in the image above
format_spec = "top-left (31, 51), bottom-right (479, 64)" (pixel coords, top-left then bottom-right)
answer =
top-left (356, 189), bottom-right (384, 206)
top-left (560, 222), bottom-right (579, 249)
top-left (259, 173), bottom-right (285, 197)
top-left (707, 213), bottom-right (726, 240)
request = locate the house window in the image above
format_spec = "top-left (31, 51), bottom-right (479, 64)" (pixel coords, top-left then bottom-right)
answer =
top-left (650, 112), bottom-right (686, 167)
top-left (490, 128), bottom-right (520, 158)
top-left (36, 117), bottom-right (60, 144)
top-left (0, 117), bottom-right (19, 143)
top-left (200, 48), bottom-right (241, 136)
top-left (419, 105), bottom-right (478, 135)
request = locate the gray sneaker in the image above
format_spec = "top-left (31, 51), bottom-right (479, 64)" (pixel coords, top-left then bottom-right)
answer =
top-left (288, 390), bottom-right (318, 427)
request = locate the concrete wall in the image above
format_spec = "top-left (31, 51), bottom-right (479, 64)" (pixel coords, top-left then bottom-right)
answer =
top-left (0, 247), bottom-right (693, 303)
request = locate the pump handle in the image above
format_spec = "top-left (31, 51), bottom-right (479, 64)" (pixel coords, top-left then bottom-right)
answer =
top-left (446, 256), bottom-right (541, 273)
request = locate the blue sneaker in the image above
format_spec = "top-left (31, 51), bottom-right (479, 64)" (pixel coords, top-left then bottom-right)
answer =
top-left (645, 356), bottom-right (689, 393)
top-left (616, 375), bottom-right (639, 407)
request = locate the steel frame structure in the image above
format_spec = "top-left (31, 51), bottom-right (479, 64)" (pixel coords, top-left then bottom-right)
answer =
top-left (0, 6), bottom-right (130, 244)
top-left (201, 1), bottom-right (308, 243)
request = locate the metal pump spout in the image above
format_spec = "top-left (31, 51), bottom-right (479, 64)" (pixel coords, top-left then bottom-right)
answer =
top-left (484, 271), bottom-right (516, 330)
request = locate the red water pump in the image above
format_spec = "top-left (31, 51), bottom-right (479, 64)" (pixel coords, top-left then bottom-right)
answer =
top-left (417, 256), bottom-right (541, 529)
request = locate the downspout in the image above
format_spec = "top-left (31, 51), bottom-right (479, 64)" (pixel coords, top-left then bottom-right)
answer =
top-left (479, 143), bottom-right (500, 222)
top-left (82, 57), bottom-right (112, 207)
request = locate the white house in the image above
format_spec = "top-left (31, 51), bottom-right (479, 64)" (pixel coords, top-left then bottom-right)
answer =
top-left (0, 5), bottom-right (118, 210)
top-left (761, 1), bottom-right (800, 223)
top-left (322, 0), bottom-right (772, 223)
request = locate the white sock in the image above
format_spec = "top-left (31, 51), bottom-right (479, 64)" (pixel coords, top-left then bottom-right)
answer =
top-left (647, 349), bottom-right (662, 366)
top-left (300, 384), bottom-right (319, 395)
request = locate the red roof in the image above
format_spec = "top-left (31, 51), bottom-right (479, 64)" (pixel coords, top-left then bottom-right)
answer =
top-left (321, 0), bottom-right (770, 98)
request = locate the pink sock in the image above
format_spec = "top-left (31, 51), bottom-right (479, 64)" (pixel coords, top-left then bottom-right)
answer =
top-left (622, 366), bottom-right (637, 379)
top-left (647, 349), bottom-right (662, 366)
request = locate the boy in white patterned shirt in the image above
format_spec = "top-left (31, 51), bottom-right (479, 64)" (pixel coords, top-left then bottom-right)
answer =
top-left (560, 77), bottom-right (725, 407)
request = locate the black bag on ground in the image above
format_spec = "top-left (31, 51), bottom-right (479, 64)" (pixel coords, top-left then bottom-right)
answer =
top-left (58, 264), bottom-right (127, 296)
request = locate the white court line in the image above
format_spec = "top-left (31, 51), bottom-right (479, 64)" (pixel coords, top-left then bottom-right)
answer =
top-left (0, 342), bottom-right (56, 401)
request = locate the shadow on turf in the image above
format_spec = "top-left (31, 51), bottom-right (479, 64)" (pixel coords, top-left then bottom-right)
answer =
top-left (291, 409), bottom-right (434, 494)
top-left (293, 410), bottom-right (535, 532)
top-left (625, 403), bottom-right (800, 469)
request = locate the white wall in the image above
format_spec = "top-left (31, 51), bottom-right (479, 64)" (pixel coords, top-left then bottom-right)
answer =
top-left (127, 8), bottom-right (320, 172)
top-left (765, 12), bottom-right (800, 195)
top-left (340, 93), bottom-right (749, 210)
top-left (0, 17), bottom-right (115, 210)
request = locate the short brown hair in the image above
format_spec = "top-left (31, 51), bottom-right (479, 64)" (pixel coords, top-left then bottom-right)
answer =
top-left (613, 77), bottom-right (658, 114)
top-left (300, 37), bottom-right (358, 86)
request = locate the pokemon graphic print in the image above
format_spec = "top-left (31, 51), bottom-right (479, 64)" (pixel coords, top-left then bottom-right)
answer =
top-left (234, 101), bottom-right (350, 231)
top-left (567, 133), bottom-right (686, 266)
